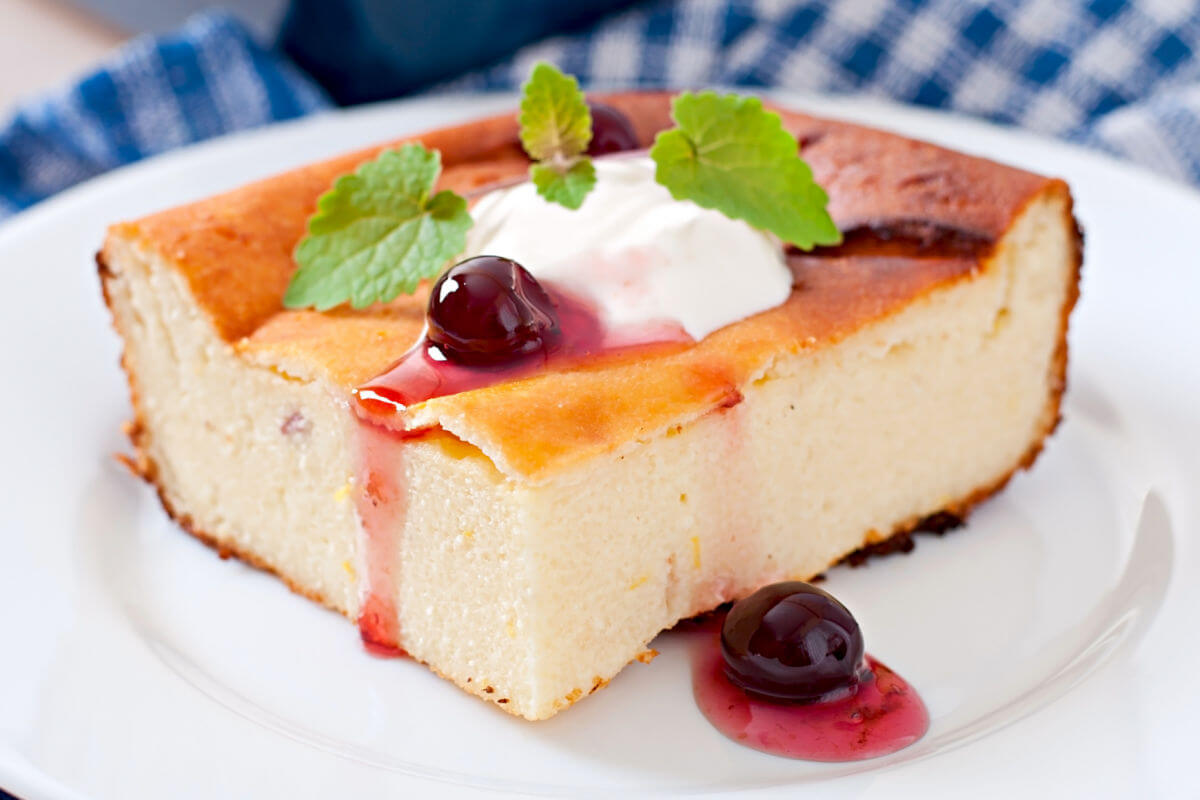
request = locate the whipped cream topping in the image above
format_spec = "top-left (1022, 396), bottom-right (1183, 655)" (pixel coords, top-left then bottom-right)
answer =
top-left (464, 157), bottom-right (793, 342)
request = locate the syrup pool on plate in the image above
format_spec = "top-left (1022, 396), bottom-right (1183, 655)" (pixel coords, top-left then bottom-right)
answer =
top-left (688, 582), bottom-right (929, 762)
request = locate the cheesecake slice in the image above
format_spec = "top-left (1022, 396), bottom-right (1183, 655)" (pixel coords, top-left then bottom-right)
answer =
top-left (99, 92), bottom-right (1081, 720)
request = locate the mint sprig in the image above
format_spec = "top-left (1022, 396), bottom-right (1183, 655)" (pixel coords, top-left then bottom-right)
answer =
top-left (283, 144), bottom-right (471, 310)
top-left (650, 91), bottom-right (841, 250)
top-left (284, 77), bottom-right (841, 312)
top-left (518, 62), bottom-right (595, 209)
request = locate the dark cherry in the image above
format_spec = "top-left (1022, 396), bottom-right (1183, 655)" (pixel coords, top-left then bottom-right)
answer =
top-left (721, 581), bottom-right (868, 704)
top-left (426, 256), bottom-right (560, 366)
top-left (586, 101), bottom-right (640, 156)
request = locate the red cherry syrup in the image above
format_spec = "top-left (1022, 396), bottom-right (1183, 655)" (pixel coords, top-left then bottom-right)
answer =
top-left (356, 281), bottom-right (687, 417)
top-left (351, 266), bottom-right (688, 654)
top-left (353, 419), bottom-right (408, 658)
top-left (689, 613), bottom-right (929, 761)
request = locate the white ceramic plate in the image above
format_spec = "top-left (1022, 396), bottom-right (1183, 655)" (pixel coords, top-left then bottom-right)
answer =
top-left (1, 94), bottom-right (1196, 799)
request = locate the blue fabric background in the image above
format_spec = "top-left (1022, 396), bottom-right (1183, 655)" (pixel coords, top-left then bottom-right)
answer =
top-left (0, 13), bottom-right (328, 218)
top-left (0, 0), bottom-right (1198, 220)
top-left (277, 0), bottom-right (646, 103)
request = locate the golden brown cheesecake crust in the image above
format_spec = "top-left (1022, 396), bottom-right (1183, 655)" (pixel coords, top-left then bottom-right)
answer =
top-left (103, 92), bottom-right (1076, 481)
top-left (107, 91), bottom-right (1050, 345)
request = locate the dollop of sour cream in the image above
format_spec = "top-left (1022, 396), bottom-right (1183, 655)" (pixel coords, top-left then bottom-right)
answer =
top-left (464, 157), bottom-right (792, 342)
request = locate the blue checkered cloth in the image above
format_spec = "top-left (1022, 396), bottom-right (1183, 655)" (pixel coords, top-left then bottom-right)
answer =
top-left (0, 13), bottom-right (329, 219)
top-left (2, 1), bottom-right (1198, 221)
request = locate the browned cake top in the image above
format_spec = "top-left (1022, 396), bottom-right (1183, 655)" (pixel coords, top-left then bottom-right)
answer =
top-left (106, 92), bottom-right (1068, 478)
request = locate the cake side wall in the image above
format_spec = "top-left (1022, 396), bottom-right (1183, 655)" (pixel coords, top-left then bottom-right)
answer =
top-left (101, 235), bottom-right (363, 617)
top-left (395, 437), bottom-right (540, 716)
top-left (509, 191), bottom-right (1076, 719)
top-left (97, 186), bottom-right (1079, 722)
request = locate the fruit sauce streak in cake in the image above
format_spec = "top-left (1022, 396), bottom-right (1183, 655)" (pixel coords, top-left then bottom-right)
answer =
top-left (350, 256), bottom-right (688, 654)
top-left (689, 583), bottom-right (929, 762)
top-left (353, 420), bottom-right (408, 657)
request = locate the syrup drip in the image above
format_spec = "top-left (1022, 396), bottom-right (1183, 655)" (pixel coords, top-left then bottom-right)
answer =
top-left (351, 283), bottom-right (689, 652)
top-left (352, 420), bottom-right (408, 657)
top-left (356, 282), bottom-right (688, 417)
top-left (688, 616), bottom-right (929, 762)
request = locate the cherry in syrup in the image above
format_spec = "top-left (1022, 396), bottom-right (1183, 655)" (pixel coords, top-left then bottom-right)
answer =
top-left (691, 581), bottom-right (929, 762)
top-left (426, 255), bottom-right (561, 366)
top-left (721, 581), bottom-right (868, 704)
top-left (586, 101), bottom-right (640, 156)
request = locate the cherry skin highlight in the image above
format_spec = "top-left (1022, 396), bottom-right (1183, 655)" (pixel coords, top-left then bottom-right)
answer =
top-left (586, 102), bottom-right (640, 156)
top-left (426, 255), bottom-right (561, 366)
top-left (721, 581), bottom-right (868, 704)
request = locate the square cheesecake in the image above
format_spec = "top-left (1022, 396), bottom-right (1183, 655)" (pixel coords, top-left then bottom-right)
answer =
top-left (99, 92), bottom-right (1081, 720)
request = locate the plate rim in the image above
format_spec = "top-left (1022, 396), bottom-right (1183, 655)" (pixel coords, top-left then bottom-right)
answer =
top-left (2, 91), bottom-right (1197, 799)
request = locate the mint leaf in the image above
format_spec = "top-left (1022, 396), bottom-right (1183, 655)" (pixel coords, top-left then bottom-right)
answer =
top-left (530, 159), bottom-right (595, 210)
top-left (519, 62), bottom-right (592, 160)
top-left (518, 62), bottom-right (596, 208)
top-left (650, 91), bottom-right (841, 250)
top-left (284, 144), bottom-right (471, 310)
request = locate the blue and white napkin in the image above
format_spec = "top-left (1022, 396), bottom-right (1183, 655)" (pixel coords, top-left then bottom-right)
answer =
top-left (1, 1), bottom-right (1197, 221)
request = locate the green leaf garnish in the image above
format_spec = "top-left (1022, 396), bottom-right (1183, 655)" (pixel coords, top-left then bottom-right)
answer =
top-left (283, 143), bottom-right (471, 310)
top-left (518, 62), bottom-right (595, 209)
top-left (650, 91), bottom-right (841, 250)
top-left (530, 159), bottom-right (596, 210)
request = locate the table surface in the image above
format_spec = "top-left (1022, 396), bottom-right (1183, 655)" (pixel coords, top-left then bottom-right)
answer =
top-left (0, 0), bottom-right (124, 112)
top-left (0, 5), bottom-right (117, 797)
